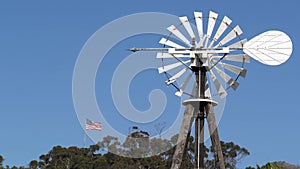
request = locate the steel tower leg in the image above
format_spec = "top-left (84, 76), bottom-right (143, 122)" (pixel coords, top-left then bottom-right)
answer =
top-left (199, 68), bottom-right (206, 169)
top-left (171, 105), bottom-right (195, 169)
top-left (199, 115), bottom-right (205, 169)
top-left (195, 68), bottom-right (206, 169)
top-left (195, 70), bottom-right (200, 169)
top-left (195, 113), bottom-right (205, 169)
top-left (171, 67), bottom-right (225, 169)
top-left (195, 115), bottom-right (200, 169)
top-left (206, 103), bottom-right (225, 169)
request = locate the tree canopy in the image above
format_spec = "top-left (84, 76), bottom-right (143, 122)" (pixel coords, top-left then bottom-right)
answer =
top-left (1, 134), bottom-right (298, 169)
top-left (0, 134), bottom-right (251, 169)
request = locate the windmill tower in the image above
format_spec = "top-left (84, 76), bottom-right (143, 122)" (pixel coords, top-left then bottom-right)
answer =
top-left (131, 11), bottom-right (293, 169)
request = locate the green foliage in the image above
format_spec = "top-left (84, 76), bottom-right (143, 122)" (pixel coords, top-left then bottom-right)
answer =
top-left (247, 161), bottom-right (300, 169)
top-left (1, 134), bottom-right (252, 169)
top-left (29, 160), bottom-right (38, 169)
top-left (0, 155), bottom-right (3, 167)
top-left (205, 141), bottom-right (249, 169)
top-left (273, 161), bottom-right (300, 169)
top-left (245, 167), bottom-right (256, 169)
top-left (260, 163), bottom-right (283, 169)
top-left (251, 163), bottom-right (283, 169)
top-left (222, 141), bottom-right (250, 169)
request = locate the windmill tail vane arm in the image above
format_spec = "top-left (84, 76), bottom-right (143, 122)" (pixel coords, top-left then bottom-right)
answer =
top-left (129, 47), bottom-right (243, 53)
top-left (129, 47), bottom-right (168, 52)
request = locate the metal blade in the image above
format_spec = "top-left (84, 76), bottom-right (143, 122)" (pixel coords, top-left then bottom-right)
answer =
top-left (191, 81), bottom-right (197, 98)
top-left (194, 12), bottom-right (204, 47)
top-left (159, 38), bottom-right (185, 48)
top-left (204, 11), bottom-right (218, 48)
top-left (179, 16), bottom-right (196, 39)
top-left (224, 54), bottom-right (250, 63)
top-left (197, 36), bottom-right (206, 48)
top-left (158, 60), bottom-right (190, 73)
top-left (219, 62), bottom-right (247, 77)
top-left (209, 70), bottom-right (227, 99)
top-left (166, 67), bottom-right (189, 85)
top-left (209, 16), bottom-right (232, 48)
top-left (228, 39), bottom-right (247, 50)
top-left (156, 52), bottom-right (190, 59)
top-left (204, 36), bottom-right (210, 48)
top-left (207, 11), bottom-right (218, 39)
top-left (212, 54), bottom-right (250, 63)
top-left (175, 72), bottom-right (193, 96)
top-left (213, 66), bottom-right (239, 90)
top-left (204, 75), bottom-right (212, 98)
top-left (167, 25), bottom-right (192, 47)
top-left (216, 25), bottom-right (243, 47)
top-left (243, 30), bottom-right (293, 66)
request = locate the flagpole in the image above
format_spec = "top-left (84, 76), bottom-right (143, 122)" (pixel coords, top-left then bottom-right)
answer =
top-left (84, 118), bottom-right (87, 148)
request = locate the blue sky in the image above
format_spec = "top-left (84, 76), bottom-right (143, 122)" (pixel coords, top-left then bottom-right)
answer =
top-left (0, 0), bottom-right (299, 168)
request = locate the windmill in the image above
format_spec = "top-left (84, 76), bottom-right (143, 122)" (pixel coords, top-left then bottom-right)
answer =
top-left (130, 11), bottom-right (293, 169)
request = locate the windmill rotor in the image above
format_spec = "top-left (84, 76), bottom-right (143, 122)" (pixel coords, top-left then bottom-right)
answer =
top-left (158, 11), bottom-right (248, 100)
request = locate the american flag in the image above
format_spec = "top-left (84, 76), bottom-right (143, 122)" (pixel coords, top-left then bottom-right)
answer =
top-left (85, 119), bottom-right (102, 131)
